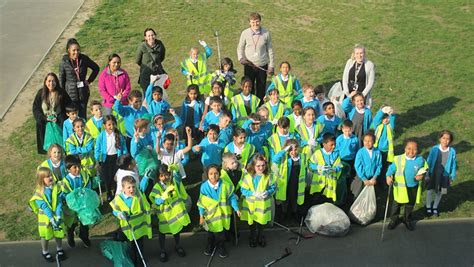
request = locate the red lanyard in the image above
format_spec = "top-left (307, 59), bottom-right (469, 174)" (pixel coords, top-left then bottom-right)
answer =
top-left (71, 58), bottom-right (80, 80)
top-left (252, 32), bottom-right (261, 51)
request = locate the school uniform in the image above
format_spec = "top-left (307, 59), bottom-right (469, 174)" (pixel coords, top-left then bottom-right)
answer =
top-left (38, 159), bottom-right (67, 183)
top-left (94, 130), bottom-right (128, 199)
top-left (351, 147), bottom-right (382, 197)
top-left (224, 142), bottom-right (256, 168)
top-left (371, 109), bottom-right (396, 182)
top-left (180, 99), bottom-right (204, 141)
top-left (309, 148), bottom-right (343, 203)
top-left (62, 118), bottom-right (74, 145)
top-left (296, 122), bottom-right (323, 157)
top-left (113, 100), bottom-right (148, 138)
top-left (242, 119), bottom-right (271, 157)
top-left (231, 93), bottom-right (260, 126)
top-left (426, 145), bottom-right (456, 193)
top-left (84, 116), bottom-right (103, 139)
top-left (267, 73), bottom-right (302, 108)
top-left (180, 46), bottom-right (213, 95)
top-left (317, 115), bottom-right (342, 137)
top-left (263, 100), bottom-right (290, 123)
top-left (336, 134), bottom-right (360, 188)
top-left (267, 132), bottom-right (298, 161)
top-left (218, 125), bottom-right (233, 146)
top-left (64, 132), bottom-right (96, 177)
top-left (301, 97), bottom-right (320, 116)
top-left (193, 137), bottom-right (226, 169)
top-left (145, 85), bottom-right (171, 116)
top-left (201, 110), bottom-right (222, 132)
top-left (29, 184), bottom-right (65, 240)
top-left (342, 97), bottom-right (372, 145)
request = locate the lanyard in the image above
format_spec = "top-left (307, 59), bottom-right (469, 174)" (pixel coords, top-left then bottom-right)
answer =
top-left (71, 58), bottom-right (81, 80)
top-left (114, 74), bottom-right (121, 95)
top-left (252, 32), bottom-right (261, 51)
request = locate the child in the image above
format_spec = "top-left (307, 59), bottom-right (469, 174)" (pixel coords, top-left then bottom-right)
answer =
top-left (240, 154), bottom-right (276, 247)
top-left (149, 165), bottom-right (190, 262)
top-left (264, 88), bottom-right (290, 125)
top-left (300, 84), bottom-right (320, 114)
top-left (110, 176), bottom-right (152, 266)
top-left (221, 152), bottom-right (245, 193)
top-left (314, 84), bottom-right (329, 116)
top-left (165, 127), bottom-right (190, 167)
top-left (425, 130), bottom-right (457, 217)
top-left (64, 118), bottom-right (95, 177)
top-left (386, 138), bottom-right (428, 231)
top-left (61, 155), bottom-right (92, 248)
top-left (224, 127), bottom-right (256, 168)
top-left (211, 57), bottom-right (237, 98)
top-left (266, 61), bottom-right (302, 108)
top-left (371, 106), bottom-right (396, 183)
top-left (309, 133), bottom-right (343, 203)
top-left (115, 154), bottom-right (140, 195)
top-left (200, 96), bottom-right (223, 132)
top-left (198, 165), bottom-right (240, 258)
top-left (272, 139), bottom-right (307, 222)
top-left (193, 124), bottom-right (226, 171)
top-left (38, 144), bottom-right (67, 182)
top-left (218, 111), bottom-right (233, 146)
top-left (156, 127), bottom-right (193, 180)
top-left (181, 41), bottom-right (213, 95)
top-left (336, 120), bottom-right (360, 182)
top-left (145, 85), bottom-right (171, 116)
top-left (180, 84), bottom-right (204, 141)
top-left (352, 132), bottom-right (382, 197)
top-left (287, 100), bottom-right (302, 134)
top-left (297, 107), bottom-right (323, 157)
top-left (130, 118), bottom-right (159, 180)
top-left (94, 115), bottom-right (128, 201)
top-left (29, 167), bottom-right (66, 262)
top-left (84, 100), bottom-right (103, 139)
top-left (317, 102), bottom-right (343, 136)
top-left (268, 117), bottom-right (296, 161)
top-left (257, 106), bottom-right (274, 138)
top-left (342, 92), bottom-right (372, 145)
top-left (63, 104), bottom-right (79, 145)
top-left (203, 81), bottom-right (230, 113)
top-left (231, 77), bottom-right (261, 126)
top-left (150, 109), bottom-right (183, 149)
top-left (242, 113), bottom-right (270, 156)
top-left (113, 89), bottom-right (148, 150)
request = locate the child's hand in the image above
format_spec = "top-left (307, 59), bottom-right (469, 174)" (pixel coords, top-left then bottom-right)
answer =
top-left (236, 210), bottom-right (241, 217)
top-left (198, 40), bottom-right (207, 47)
top-left (199, 216), bottom-right (204, 225)
top-left (169, 108), bottom-right (176, 115)
top-left (267, 67), bottom-right (274, 76)
top-left (415, 174), bottom-right (424, 181)
top-left (363, 180), bottom-right (371, 186)
top-left (185, 126), bottom-right (192, 136)
top-left (349, 91), bottom-right (357, 98)
top-left (133, 127), bottom-right (140, 141)
top-left (194, 145), bottom-right (201, 152)
top-left (386, 176), bottom-right (393, 186)
top-left (114, 92), bottom-right (123, 100)
top-left (371, 178), bottom-right (377, 186)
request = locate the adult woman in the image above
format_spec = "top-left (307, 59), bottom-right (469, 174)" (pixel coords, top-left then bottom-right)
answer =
top-left (98, 53), bottom-right (131, 115)
top-left (342, 44), bottom-right (375, 107)
top-left (136, 28), bottom-right (166, 94)
top-left (59, 38), bottom-right (99, 119)
top-left (33, 73), bottom-right (71, 154)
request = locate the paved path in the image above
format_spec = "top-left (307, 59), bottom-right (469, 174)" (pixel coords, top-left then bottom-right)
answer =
top-left (0, 218), bottom-right (473, 266)
top-left (0, 0), bottom-right (83, 119)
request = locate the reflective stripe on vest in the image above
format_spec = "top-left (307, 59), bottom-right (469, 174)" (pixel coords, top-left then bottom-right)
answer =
top-left (374, 124), bottom-right (394, 162)
top-left (39, 160), bottom-right (66, 182)
top-left (275, 153), bottom-right (307, 205)
top-left (85, 119), bottom-right (101, 139)
top-left (309, 150), bottom-right (341, 201)
top-left (273, 74), bottom-right (294, 107)
top-left (232, 94), bottom-right (259, 119)
top-left (182, 54), bottom-right (211, 94)
top-left (224, 143), bottom-right (255, 167)
top-left (240, 173), bottom-right (272, 225)
top-left (264, 102), bottom-right (286, 122)
top-left (110, 191), bottom-right (152, 240)
top-left (149, 182), bottom-right (190, 234)
top-left (297, 122), bottom-right (322, 156)
top-left (64, 133), bottom-right (96, 175)
top-left (268, 134), bottom-right (283, 154)
top-left (29, 185), bottom-right (65, 239)
top-left (392, 155), bottom-right (424, 204)
top-left (61, 172), bottom-right (90, 193)
top-left (197, 182), bottom-right (233, 232)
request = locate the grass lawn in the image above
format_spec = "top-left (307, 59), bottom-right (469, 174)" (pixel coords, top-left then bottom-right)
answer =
top-left (0, 1), bottom-right (473, 241)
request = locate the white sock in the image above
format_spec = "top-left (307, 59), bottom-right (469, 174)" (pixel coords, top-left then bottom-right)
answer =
top-left (41, 238), bottom-right (49, 254)
top-left (426, 190), bottom-right (434, 208)
top-left (433, 192), bottom-right (443, 209)
top-left (55, 238), bottom-right (63, 250)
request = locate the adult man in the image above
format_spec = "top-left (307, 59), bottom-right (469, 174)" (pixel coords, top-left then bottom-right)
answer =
top-left (237, 12), bottom-right (275, 102)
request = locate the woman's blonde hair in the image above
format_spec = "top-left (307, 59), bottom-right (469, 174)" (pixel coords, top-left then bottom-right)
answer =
top-left (36, 167), bottom-right (53, 195)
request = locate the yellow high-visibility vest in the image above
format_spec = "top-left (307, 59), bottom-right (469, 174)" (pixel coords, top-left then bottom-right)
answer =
top-left (197, 181), bottom-right (234, 232)
top-left (29, 185), bottom-right (65, 240)
top-left (275, 153), bottom-right (307, 205)
top-left (240, 173), bottom-right (273, 225)
top-left (181, 54), bottom-right (211, 94)
top-left (309, 150), bottom-right (342, 201)
top-left (374, 123), bottom-right (394, 162)
top-left (392, 155), bottom-right (427, 204)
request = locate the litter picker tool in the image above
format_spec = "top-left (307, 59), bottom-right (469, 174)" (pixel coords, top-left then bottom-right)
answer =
top-left (233, 211), bottom-right (238, 246)
top-left (214, 30), bottom-right (222, 68)
top-left (126, 219), bottom-right (147, 267)
top-left (206, 245), bottom-right (217, 267)
top-left (273, 221), bottom-right (315, 239)
top-left (264, 247), bottom-right (292, 267)
top-left (381, 183), bottom-right (392, 242)
top-left (56, 253), bottom-right (61, 267)
top-left (296, 217), bottom-right (304, 245)
top-left (98, 180), bottom-right (104, 205)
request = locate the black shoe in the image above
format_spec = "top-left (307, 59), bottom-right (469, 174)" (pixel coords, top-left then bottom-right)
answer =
top-left (403, 219), bottom-right (415, 231)
top-left (80, 236), bottom-right (91, 248)
top-left (249, 237), bottom-right (257, 248)
top-left (204, 244), bottom-right (214, 256)
top-left (218, 245), bottom-right (228, 258)
top-left (67, 233), bottom-right (75, 248)
top-left (175, 246), bottom-right (186, 257)
top-left (56, 249), bottom-right (67, 261)
top-left (433, 208), bottom-right (439, 217)
top-left (159, 250), bottom-right (168, 262)
top-left (42, 252), bottom-right (54, 262)
top-left (258, 236), bottom-right (266, 247)
top-left (388, 218), bottom-right (400, 230)
top-left (425, 207), bottom-right (433, 217)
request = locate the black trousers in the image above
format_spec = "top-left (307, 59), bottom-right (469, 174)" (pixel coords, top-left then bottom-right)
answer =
top-left (379, 151), bottom-right (389, 183)
top-left (207, 231), bottom-right (225, 248)
top-left (68, 222), bottom-right (89, 240)
top-left (158, 232), bottom-right (181, 251)
top-left (249, 222), bottom-right (265, 240)
top-left (130, 237), bottom-right (145, 266)
top-left (390, 186), bottom-right (418, 221)
top-left (244, 64), bottom-right (268, 102)
top-left (101, 154), bottom-right (118, 198)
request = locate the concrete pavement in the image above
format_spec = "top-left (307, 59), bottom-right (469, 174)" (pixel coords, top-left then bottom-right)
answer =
top-left (0, 218), bottom-right (473, 266)
top-left (0, 0), bottom-right (83, 119)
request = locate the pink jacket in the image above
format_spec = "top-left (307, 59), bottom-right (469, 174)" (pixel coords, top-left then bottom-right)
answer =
top-left (98, 67), bottom-right (131, 108)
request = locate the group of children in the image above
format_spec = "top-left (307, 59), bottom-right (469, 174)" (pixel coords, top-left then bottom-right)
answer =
top-left (30, 42), bottom-right (457, 265)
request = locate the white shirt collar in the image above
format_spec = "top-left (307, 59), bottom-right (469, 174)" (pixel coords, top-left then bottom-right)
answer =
top-left (280, 74), bottom-right (289, 82)
top-left (438, 145), bottom-right (449, 153)
top-left (355, 107), bottom-right (365, 114)
top-left (322, 148), bottom-right (332, 155)
top-left (405, 155), bottom-right (416, 160)
top-left (208, 180), bottom-right (219, 190)
top-left (242, 94), bottom-right (251, 101)
top-left (325, 115), bottom-right (335, 121)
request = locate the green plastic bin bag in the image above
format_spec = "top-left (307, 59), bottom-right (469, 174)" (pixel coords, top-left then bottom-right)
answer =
top-left (100, 240), bottom-right (134, 267)
top-left (43, 121), bottom-right (63, 151)
top-left (135, 148), bottom-right (159, 178)
top-left (66, 188), bottom-right (102, 225)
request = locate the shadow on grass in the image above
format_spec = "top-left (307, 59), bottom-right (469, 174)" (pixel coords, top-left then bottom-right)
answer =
top-left (394, 132), bottom-right (474, 156)
top-left (395, 96), bottom-right (460, 138)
